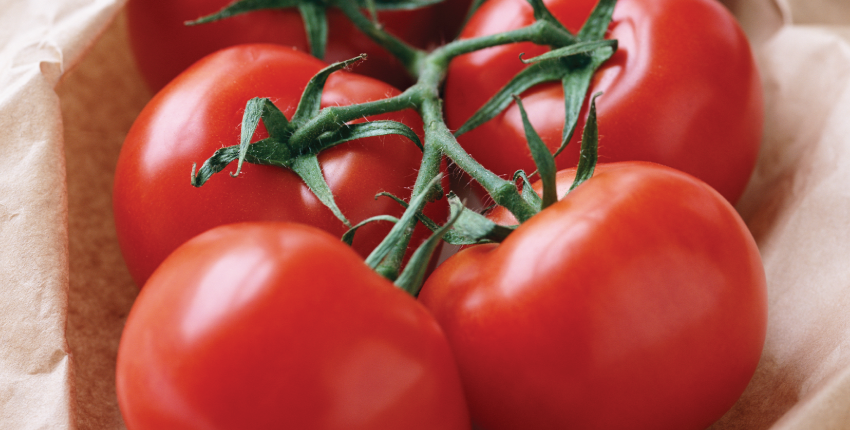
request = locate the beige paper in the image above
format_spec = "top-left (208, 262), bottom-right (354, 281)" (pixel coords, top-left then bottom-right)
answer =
top-left (713, 1), bottom-right (850, 428)
top-left (6, 0), bottom-right (850, 428)
top-left (58, 9), bottom-right (150, 429)
top-left (0, 0), bottom-right (125, 429)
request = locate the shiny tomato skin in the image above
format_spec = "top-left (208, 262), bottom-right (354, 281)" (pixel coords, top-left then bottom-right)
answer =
top-left (444, 0), bottom-right (763, 204)
top-left (419, 162), bottom-right (767, 430)
top-left (113, 44), bottom-right (445, 287)
top-left (127, 0), bottom-right (439, 91)
top-left (116, 222), bottom-right (471, 429)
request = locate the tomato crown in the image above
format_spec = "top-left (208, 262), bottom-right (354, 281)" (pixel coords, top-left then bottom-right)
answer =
top-left (190, 0), bottom-right (444, 61)
top-left (186, 0), bottom-right (618, 281)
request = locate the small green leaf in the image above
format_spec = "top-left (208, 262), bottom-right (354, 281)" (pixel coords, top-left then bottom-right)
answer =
top-left (394, 195), bottom-right (464, 296)
top-left (258, 99), bottom-right (291, 138)
top-left (454, 59), bottom-right (571, 137)
top-left (512, 95), bottom-right (557, 209)
top-left (578, 0), bottom-right (617, 41)
top-left (556, 67), bottom-right (593, 157)
top-left (233, 98), bottom-right (291, 178)
top-left (374, 192), bottom-right (482, 246)
top-left (186, 0), bottom-right (300, 25)
top-left (520, 39), bottom-right (617, 64)
top-left (568, 92), bottom-right (602, 193)
top-left (365, 174), bottom-right (443, 269)
top-left (245, 138), bottom-right (293, 166)
top-left (191, 137), bottom-right (292, 187)
top-left (290, 154), bottom-right (352, 227)
top-left (523, 0), bottom-right (572, 36)
top-left (191, 146), bottom-right (241, 187)
top-left (342, 215), bottom-right (399, 246)
top-left (445, 194), bottom-right (515, 244)
top-left (233, 98), bottom-right (265, 178)
top-left (299, 3), bottom-right (328, 58)
top-left (291, 55), bottom-right (367, 127)
top-left (316, 121), bottom-right (422, 152)
top-left (513, 170), bottom-right (543, 211)
top-left (554, 45), bottom-right (615, 157)
top-left (456, 41), bottom-right (616, 139)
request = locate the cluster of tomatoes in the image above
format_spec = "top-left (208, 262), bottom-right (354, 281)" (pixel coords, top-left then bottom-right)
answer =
top-left (114, 0), bottom-right (768, 429)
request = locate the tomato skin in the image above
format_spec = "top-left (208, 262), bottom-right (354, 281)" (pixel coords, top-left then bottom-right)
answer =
top-left (444, 0), bottom-right (763, 204)
top-left (127, 0), bottom-right (439, 91)
top-left (113, 44), bottom-right (445, 287)
top-left (419, 162), bottom-right (767, 430)
top-left (433, 0), bottom-right (475, 43)
top-left (116, 222), bottom-right (471, 429)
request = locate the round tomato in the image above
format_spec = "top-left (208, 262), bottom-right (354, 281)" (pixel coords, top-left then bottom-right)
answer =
top-left (113, 44), bottom-right (445, 287)
top-left (418, 162), bottom-right (767, 430)
top-left (443, 0), bottom-right (763, 203)
top-left (127, 0), bottom-right (440, 91)
top-left (116, 222), bottom-right (471, 429)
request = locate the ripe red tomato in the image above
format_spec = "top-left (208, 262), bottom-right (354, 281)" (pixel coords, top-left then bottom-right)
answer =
top-left (116, 222), bottom-right (471, 429)
top-left (443, 0), bottom-right (763, 203)
top-left (419, 162), bottom-right (767, 430)
top-left (113, 44), bottom-right (445, 287)
top-left (433, 0), bottom-right (475, 42)
top-left (127, 0), bottom-right (440, 91)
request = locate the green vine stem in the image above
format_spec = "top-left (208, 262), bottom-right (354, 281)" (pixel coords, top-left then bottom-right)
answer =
top-left (332, 0), bottom-right (427, 79)
top-left (192, 0), bottom-right (618, 282)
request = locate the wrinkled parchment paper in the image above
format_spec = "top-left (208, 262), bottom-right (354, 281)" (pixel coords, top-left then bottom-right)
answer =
top-left (0, 1), bottom-right (125, 429)
top-left (2, 0), bottom-right (850, 428)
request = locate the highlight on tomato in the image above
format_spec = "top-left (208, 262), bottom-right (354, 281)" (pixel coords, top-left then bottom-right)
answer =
top-left (116, 222), bottom-right (471, 429)
top-left (443, 0), bottom-right (763, 203)
top-left (418, 162), bottom-right (768, 430)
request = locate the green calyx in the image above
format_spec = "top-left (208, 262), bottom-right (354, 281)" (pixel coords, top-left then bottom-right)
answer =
top-left (190, 56), bottom-right (423, 228)
top-left (187, 0), bottom-right (438, 73)
top-left (189, 0), bottom-right (618, 283)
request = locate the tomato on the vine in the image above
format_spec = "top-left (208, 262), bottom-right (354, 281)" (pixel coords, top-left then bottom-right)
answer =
top-left (419, 162), bottom-right (767, 430)
top-left (116, 222), bottom-right (471, 429)
top-left (444, 0), bottom-right (763, 203)
top-left (113, 44), bottom-right (445, 287)
top-left (127, 0), bottom-right (440, 91)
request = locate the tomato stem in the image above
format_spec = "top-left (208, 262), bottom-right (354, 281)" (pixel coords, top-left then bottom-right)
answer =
top-left (192, 0), bottom-right (618, 280)
top-left (438, 20), bottom-right (576, 61)
top-left (332, 0), bottom-right (428, 80)
top-left (287, 89), bottom-right (420, 152)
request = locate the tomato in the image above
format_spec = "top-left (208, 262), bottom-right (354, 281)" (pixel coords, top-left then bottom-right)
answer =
top-left (113, 44), bottom-right (445, 287)
top-left (116, 222), bottom-right (471, 429)
top-left (418, 162), bottom-right (767, 430)
top-left (433, 0), bottom-right (475, 43)
top-left (127, 0), bottom-right (440, 91)
top-left (443, 0), bottom-right (763, 203)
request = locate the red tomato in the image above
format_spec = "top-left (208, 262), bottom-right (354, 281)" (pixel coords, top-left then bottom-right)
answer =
top-left (433, 0), bottom-right (475, 43)
top-left (113, 44), bottom-right (445, 287)
top-left (116, 222), bottom-right (471, 429)
top-left (127, 0), bottom-right (440, 91)
top-left (419, 162), bottom-right (767, 430)
top-left (443, 0), bottom-right (763, 203)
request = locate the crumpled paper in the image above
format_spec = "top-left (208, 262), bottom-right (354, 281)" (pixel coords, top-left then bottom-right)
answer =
top-left (3, 0), bottom-right (850, 428)
top-left (0, 1), bottom-right (124, 429)
top-left (713, 0), bottom-right (850, 429)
